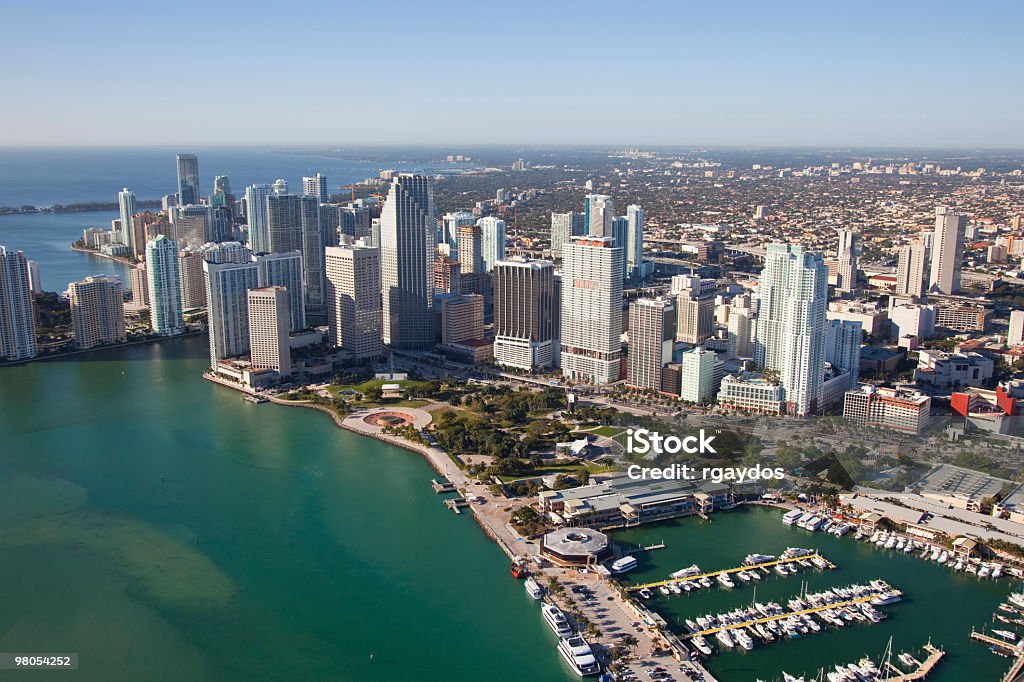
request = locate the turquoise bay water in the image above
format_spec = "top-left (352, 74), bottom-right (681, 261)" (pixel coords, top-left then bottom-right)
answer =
top-left (612, 508), bottom-right (1012, 681)
top-left (0, 336), bottom-right (578, 682)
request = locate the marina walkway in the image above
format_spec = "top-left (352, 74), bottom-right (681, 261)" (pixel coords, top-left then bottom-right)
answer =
top-left (885, 644), bottom-right (945, 681)
top-left (625, 553), bottom-right (835, 592)
top-left (970, 631), bottom-right (1024, 681)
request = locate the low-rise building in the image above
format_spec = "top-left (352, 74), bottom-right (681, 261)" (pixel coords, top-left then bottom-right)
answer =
top-left (717, 373), bottom-right (785, 414)
top-left (915, 350), bottom-right (994, 388)
top-left (843, 384), bottom-right (931, 434)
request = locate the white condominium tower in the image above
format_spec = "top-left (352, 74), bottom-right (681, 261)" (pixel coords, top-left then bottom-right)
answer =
top-left (560, 236), bottom-right (623, 384)
top-left (145, 235), bottom-right (185, 336)
top-left (325, 244), bottom-right (383, 360)
top-left (896, 242), bottom-right (928, 299)
top-left (204, 260), bottom-right (260, 370)
top-left (929, 206), bottom-right (967, 295)
top-left (584, 194), bottom-right (614, 238)
top-left (0, 246), bottom-right (38, 360)
top-left (626, 204), bottom-right (644, 280)
top-left (550, 211), bottom-right (585, 259)
top-left (253, 251), bottom-right (306, 331)
top-left (441, 210), bottom-right (475, 247)
top-left (302, 173), bottom-right (328, 204)
top-left (835, 228), bottom-right (859, 292)
top-left (68, 275), bottom-right (126, 349)
top-left (492, 258), bottom-right (557, 370)
top-left (380, 174), bottom-right (436, 349)
top-left (118, 188), bottom-right (137, 248)
top-left (627, 297), bottom-right (675, 392)
top-left (245, 184), bottom-right (273, 254)
top-left (247, 287), bottom-right (291, 378)
top-left (478, 216), bottom-right (506, 272)
top-left (754, 244), bottom-right (828, 417)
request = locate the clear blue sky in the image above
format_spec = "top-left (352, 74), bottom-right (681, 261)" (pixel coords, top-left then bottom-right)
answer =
top-left (2, 1), bottom-right (1021, 147)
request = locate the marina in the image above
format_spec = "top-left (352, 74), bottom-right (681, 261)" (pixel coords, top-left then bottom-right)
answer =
top-left (611, 505), bottom-right (1011, 681)
top-left (626, 549), bottom-right (836, 593)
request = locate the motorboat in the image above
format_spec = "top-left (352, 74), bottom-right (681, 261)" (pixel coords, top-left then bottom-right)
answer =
top-left (745, 553), bottom-right (776, 565)
top-left (717, 572), bottom-right (736, 589)
top-left (639, 588), bottom-right (653, 599)
top-left (733, 627), bottom-right (755, 650)
top-left (715, 629), bottom-right (735, 648)
top-left (670, 564), bottom-right (703, 579)
top-left (691, 634), bottom-right (712, 656)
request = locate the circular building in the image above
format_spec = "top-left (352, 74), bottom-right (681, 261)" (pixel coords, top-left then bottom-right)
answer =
top-left (540, 527), bottom-right (612, 566)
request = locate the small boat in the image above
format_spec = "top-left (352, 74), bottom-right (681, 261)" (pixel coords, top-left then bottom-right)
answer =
top-left (884, 535), bottom-right (897, 550)
top-left (511, 562), bottom-right (527, 579)
top-left (993, 565), bottom-right (1004, 579)
top-left (930, 548), bottom-right (941, 561)
top-left (717, 573), bottom-right (736, 589)
top-left (898, 652), bottom-right (918, 669)
top-left (691, 634), bottom-right (712, 655)
top-left (685, 619), bottom-right (699, 632)
top-left (639, 588), bottom-right (653, 599)
top-left (659, 585), bottom-right (671, 596)
top-left (610, 555), bottom-right (638, 574)
top-left (737, 571), bottom-right (752, 582)
top-left (700, 577), bottom-right (713, 588)
top-left (994, 629), bottom-right (1018, 642)
top-left (979, 565), bottom-right (991, 578)
top-left (525, 577), bottom-right (544, 599)
top-left (937, 551), bottom-right (949, 564)
top-left (902, 541), bottom-right (913, 553)
top-left (669, 583), bottom-right (682, 595)
top-left (1010, 592), bottom-right (1024, 609)
top-left (775, 564), bottom-right (790, 576)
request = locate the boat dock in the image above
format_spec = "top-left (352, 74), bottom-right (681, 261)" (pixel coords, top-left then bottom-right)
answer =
top-left (686, 591), bottom-right (899, 638)
top-left (431, 478), bottom-right (458, 493)
top-left (625, 553), bottom-right (835, 592)
top-left (885, 644), bottom-right (945, 681)
top-left (444, 497), bottom-right (470, 514)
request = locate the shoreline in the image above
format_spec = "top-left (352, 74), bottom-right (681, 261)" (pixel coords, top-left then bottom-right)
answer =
top-left (1, 330), bottom-right (205, 368)
top-left (70, 243), bottom-right (137, 267)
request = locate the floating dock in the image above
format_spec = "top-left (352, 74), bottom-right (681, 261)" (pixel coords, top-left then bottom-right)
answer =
top-left (444, 497), bottom-right (470, 514)
top-left (626, 553), bottom-right (835, 592)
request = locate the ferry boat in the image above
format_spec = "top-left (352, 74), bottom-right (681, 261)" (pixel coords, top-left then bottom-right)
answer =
top-left (691, 634), bottom-right (713, 656)
top-left (525, 577), bottom-right (544, 599)
top-left (783, 510), bottom-right (803, 525)
top-left (557, 635), bottom-right (601, 676)
top-left (670, 564), bottom-right (703, 579)
top-left (610, 555), bottom-right (638, 574)
top-left (542, 603), bottom-right (574, 637)
top-left (717, 572), bottom-right (736, 589)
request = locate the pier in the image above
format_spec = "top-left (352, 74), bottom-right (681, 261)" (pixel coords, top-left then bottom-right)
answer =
top-left (686, 591), bottom-right (900, 638)
top-left (885, 644), bottom-right (945, 681)
top-left (970, 629), bottom-right (1024, 681)
top-left (431, 478), bottom-right (458, 493)
top-left (625, 552), bottom-right (836, 592)
top-left (444, 497), bottom-right (470, 514)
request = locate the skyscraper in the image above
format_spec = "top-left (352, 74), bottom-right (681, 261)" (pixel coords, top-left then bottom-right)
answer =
top-left (341, 205), bottom-right (373, 241)
top-left (560, 236), bottom-right (623, 384)
top-left (118, 188), bottom-right (137, 248)
top-left (325, 243), bottom-right (382, 360)
top-left (825, 318), bottom-right (862, 384)
top-left (584, 194), bottom-right (614, 237)
top-left (478, 216), bottom-right (506, 272)
top-left (26, 260), bottom-right (42, 294)
top-left (272, 179), bottom-right (289, 195)
top-left (248, 287), bottom-right (291, 378)
top-left (68, 275), bottom-right (126, 349)
top-left (129, 266), bottom-right (148, 307)
top-left (726, 294), bottom-right (757, 357)
top-left (627, 297), bottom-right (675, 392)
top-left (492, 258), bottom-right (557, 370)
top-left (171, 205), bottom-right (213, 249)
top-left (145, 235), bottom-right (185, 336)
top-left (626, 204), bottom-right (644, 281)
top-left (380, 174), bottom-right (436, 349)
top-left (896, 243), bottom-right (928, 299)
top-left (0, 246), bottom-right (37, 360)
top-left (253, 251), bottom-right (306, 331)
top-left (611, 216), bottom-right (630, 282)
top-left (929, 206), bottom-right (967, 295)
top-left (178, 248), bottom-right (208, 309)
top-left (302, 173), bottom-right (328, 203)
top-left (678, 347), bottom-right (719, 404)
top-left (675, 282), bottom-right (714, 345)
top-left (835, 229), bottom-right (860, 292)
top-left (298, 195), bottom-right (325, 321)
top-left (245, 184), bottom-right (273, 254)
top-left (204, 260), bottom-right (260, 370)
top-left (550, 211), bottom-right (585, 259)
top-left (175, 153), bottom-right (200, 206)
top-left (754, 244), bottom-right (828, 417)
top-left (457, 223), bottom-right (483, 275)
top-left (442, 210), bottom-right (475, 247)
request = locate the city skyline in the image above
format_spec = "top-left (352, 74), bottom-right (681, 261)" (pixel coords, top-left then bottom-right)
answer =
top-left (2, 3), bottom-right (1023, 147)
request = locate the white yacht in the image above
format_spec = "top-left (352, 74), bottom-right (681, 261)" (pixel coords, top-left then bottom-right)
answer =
top-left (691, 634), bottom-right (713, 656)
top-left (715, 629), bottom-right (735, 648)
top-left (610, 556), bottom-right (638, 574)
top-left (557, 636), bottom-right (600, 676)
top-left (783, 510), bottom-right (803, 525)
top-left (745, 553), bottom-right (776, 565)
top-left (639, 588), bottom-right (653, 599)
top-left (733, 627), bottom-right (755, 650)
top-left (542, 603), bottom-right (574, 637)
top-left (670, 564), bottom-right (703, 579)
top-left (884, 535), bottom-right (897, 550)
top-left (1009, 592), bottom-right (1024, 609)
top-left (525, 577), bottom-right (544, 600)
top-left (937, 551), bottom-right (949, 564)
top-left (737, 571), bottom-right (752, 582)
top-left (717, 572), bottom-right (736, 589)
